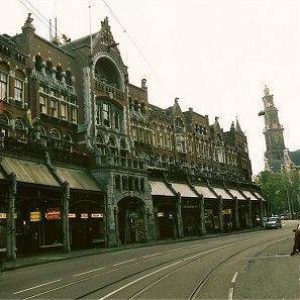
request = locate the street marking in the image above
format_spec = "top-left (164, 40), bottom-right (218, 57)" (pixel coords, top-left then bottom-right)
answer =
top-left (13, 279), bottom-right (62, 295)
top-left (231, 272), bottom-right (238, 283)
top-left (98, 261), bottom-right (182, 300)
top-left (113, 258), bottom-right (136, 266)
top-left (228, 287), bottom-right (234, 300)
top-left (142, 252), bottom-right (163, 259)
top-left (73, 267), bottom-right (105, 277)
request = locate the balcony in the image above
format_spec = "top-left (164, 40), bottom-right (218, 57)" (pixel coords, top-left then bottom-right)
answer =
top-left (94, 78), bottom-right (125, 101)
top-left (97, 154), bottom-right (145, 171)
top-left (31, 70), bottom-right (76, 96)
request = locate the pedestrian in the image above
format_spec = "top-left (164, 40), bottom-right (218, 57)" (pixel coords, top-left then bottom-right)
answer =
top-left (291, 223), bottom-right (300, 256)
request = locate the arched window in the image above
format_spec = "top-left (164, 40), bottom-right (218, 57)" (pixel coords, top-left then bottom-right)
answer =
top-left (36, 125), bottom-right (47, 146)
top-left (0, 62), bottom-right (9, 101)
top-left (49, 128), bottom-right (61, 148)
top-left (65, 70), bottom-right (72, 86)
top-left (56, 65), bottom-right (63, 81)
top-left (108, 135), bottom-right (117, 156)
top-left (0, 112), bottom-right (10, 137)
top-left (35, 55), bottom-right (43, 72)
top-left (46, 61), bottom-right (53, 77)
top-left (64, 133), bottom-right (73, 152)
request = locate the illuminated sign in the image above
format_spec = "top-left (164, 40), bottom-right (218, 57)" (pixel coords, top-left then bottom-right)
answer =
top-left (45, 211), bottom-right (61, 220)
top-left (0, 213), bottom-right (6, 219)
top-left (91, 213), bottom-right (103, 218)
top-left (30, 211), bottom-right (41, 222)
top-left (157, 212), bottom-right (164, 217)
top-left (68, 213), bottom-right (76, 218)
top-left (81, 213), bottom-right (88, 219)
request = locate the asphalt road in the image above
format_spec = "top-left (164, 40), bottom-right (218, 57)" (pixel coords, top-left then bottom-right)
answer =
top-left (1, 220), bottom-right (299, 299)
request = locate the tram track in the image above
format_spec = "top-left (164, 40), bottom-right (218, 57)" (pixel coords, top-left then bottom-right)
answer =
top-left (16, 231), bottom-right (289, 300)
top-left (74, 234), bottom-right (285, 299)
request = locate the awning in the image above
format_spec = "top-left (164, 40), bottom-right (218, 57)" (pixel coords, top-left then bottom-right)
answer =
top-left (212, 187), bottom-right (233, 200)
top-left (194, 185), bottom-right (216, 199)
top-left (170, 183), bottom-right (198, 198)
top-left (253, 191), bottom-right (266, 201)
top-left (1, 156), bottom-right (59, 187)
top-left (241, 190), bottom-right (258, 200)
top-left (56, 167), bottom-right (101, 191)
top-left (149, 181), bottom-right (174, 197)
top-left (229, 189), bottom-right (247, 200)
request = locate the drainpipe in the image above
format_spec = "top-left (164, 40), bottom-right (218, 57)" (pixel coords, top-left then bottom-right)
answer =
top-left (6, 173), bottom-right (16, 261)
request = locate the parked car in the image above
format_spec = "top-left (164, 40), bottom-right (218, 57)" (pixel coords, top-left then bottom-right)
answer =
top-left (265, 216), bottom-right (282, 229)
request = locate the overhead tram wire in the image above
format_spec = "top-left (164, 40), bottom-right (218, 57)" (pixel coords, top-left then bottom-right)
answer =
top-left (101, 0), bottom-right (174, 99)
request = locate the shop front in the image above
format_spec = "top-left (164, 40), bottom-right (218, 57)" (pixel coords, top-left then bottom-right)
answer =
top-left (149, 180), bottom-right (176, 240)
top-left (55, 166), bottom-right (104, 249)
top-left (170, 182), bottom-right (199, 237)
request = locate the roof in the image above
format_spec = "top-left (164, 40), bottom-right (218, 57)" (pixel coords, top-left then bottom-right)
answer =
top-left (56, 167), bottom-right (101, 191)
top-left (170, 183), bottom-right (198, 198)
top-left (289, 150), bottom-right (300, 166)
top-left (212, 187), bottom-right (232, 200)
top-left (1, 156), bottom-right (59, 186)
top-left (228, 189), bottom-right (247, 200)
top-left (241, 190), bottom-right (258, 200)
top-left (194, 185), bottom-right (216, 199)
top-left (149, 181), bottom-right (174, 197)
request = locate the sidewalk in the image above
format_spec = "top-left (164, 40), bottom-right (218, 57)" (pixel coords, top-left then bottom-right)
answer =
top-left (1, 227), bottom-right (263, 272)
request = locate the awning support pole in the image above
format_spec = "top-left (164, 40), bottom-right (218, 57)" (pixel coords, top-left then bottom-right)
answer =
top-left (234, 198), bottom-right (240, 230)
top-left (218, 197), bottom-right (224, 233)
top-left (62, 181), bottom-right (71, 253)
top-left (6, 173), bottom-right (16, 261)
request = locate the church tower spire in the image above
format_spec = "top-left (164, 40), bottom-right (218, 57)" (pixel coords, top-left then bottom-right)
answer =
top-left (258, 85), bottom-right (286, 172)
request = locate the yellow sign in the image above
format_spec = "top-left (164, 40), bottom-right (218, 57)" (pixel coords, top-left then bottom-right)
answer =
top-left (81, 213), bottom-right (88, 219)
top-left (91, 213), bottom-right (103, 218)
top-left (0, 213), bottom-right (6, 219)
top-left (30, 211), bottom-right (41, 222)
top-left (68, 213), bottom-right (76, 218)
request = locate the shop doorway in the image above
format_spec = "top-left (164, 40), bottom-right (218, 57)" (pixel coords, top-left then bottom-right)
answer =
top-left (118, 197), bottom-right (145, 244)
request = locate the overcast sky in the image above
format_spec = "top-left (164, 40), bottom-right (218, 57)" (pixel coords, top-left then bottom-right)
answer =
top-left (1, 0), bottom-right (299, 175)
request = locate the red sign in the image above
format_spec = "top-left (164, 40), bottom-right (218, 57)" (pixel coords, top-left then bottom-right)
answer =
top-left (45, 211), bottom-right (61, 220)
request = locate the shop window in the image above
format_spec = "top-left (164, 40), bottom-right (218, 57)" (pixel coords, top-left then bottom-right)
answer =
top-left (0, 71), bottom-right (8, 100)
top-left (39, 95), bottom-right (47, 114)
top-left (14, 79), bottom-right (23, 102)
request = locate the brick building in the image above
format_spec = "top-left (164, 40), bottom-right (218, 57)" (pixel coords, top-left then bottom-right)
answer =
top-left (0, 15), bottom-right (265, 260)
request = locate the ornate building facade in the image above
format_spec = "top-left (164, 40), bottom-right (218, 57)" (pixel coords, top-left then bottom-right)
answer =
top-left (0, 15), bottom-right (265, 260)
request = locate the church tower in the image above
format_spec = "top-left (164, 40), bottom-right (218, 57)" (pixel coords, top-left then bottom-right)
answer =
top-left (258, 85), bottom-right (286, 172)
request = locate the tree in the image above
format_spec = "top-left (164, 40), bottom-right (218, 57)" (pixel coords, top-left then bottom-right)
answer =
top-left (256, 170), bottom-right (299, 216)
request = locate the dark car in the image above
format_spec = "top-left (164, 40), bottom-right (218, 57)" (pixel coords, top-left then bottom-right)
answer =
top-left (265, 216), bottom-right (282, 229)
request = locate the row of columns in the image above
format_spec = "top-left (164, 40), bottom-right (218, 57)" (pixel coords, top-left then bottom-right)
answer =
top-left (169, 193), bottom-right (266, 240)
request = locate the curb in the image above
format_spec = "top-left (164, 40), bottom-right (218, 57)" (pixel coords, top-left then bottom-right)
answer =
top-left (1, 227), bottom-right (264, 272)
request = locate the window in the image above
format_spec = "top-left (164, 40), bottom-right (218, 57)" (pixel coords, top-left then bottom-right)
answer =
top-left (14, 79), bottom-right (23, 101)
top-left (114, 111), bottom-right (120, 129)
top-left (71, 107), bottom-right (77, 123)
top-left (0, 72), bottom-right (7, 100)
top-left (115, 175), bottom-right (121, 190)
top-left (50, 100), bottom-right (58, 117)
top-left (60, 103), bottom-right (68, 120)
top-left (40, 95), bottom-right (47, 114)
top-left (102, 103), bottom-right (110, 127)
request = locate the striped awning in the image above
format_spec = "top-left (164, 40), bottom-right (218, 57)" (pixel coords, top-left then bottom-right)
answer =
top-left (194, 185), bottom-right (216, 199)
top-left (212, 187), bottom-right (233, 200)
top-left (1, 156), bottom-right (59, 187)
top-left (253, 191), bottom-right (266, 201)
top-left (229, 189), bottom-right (247, 200)
top-left (149, 181), bottom-right (174, 197)
top-left (170, 183), bottom-right (198, 198)
top-left (241, 190), bottom-right (258, 200)
top-left (56, 167), bottom-right (101, 191)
